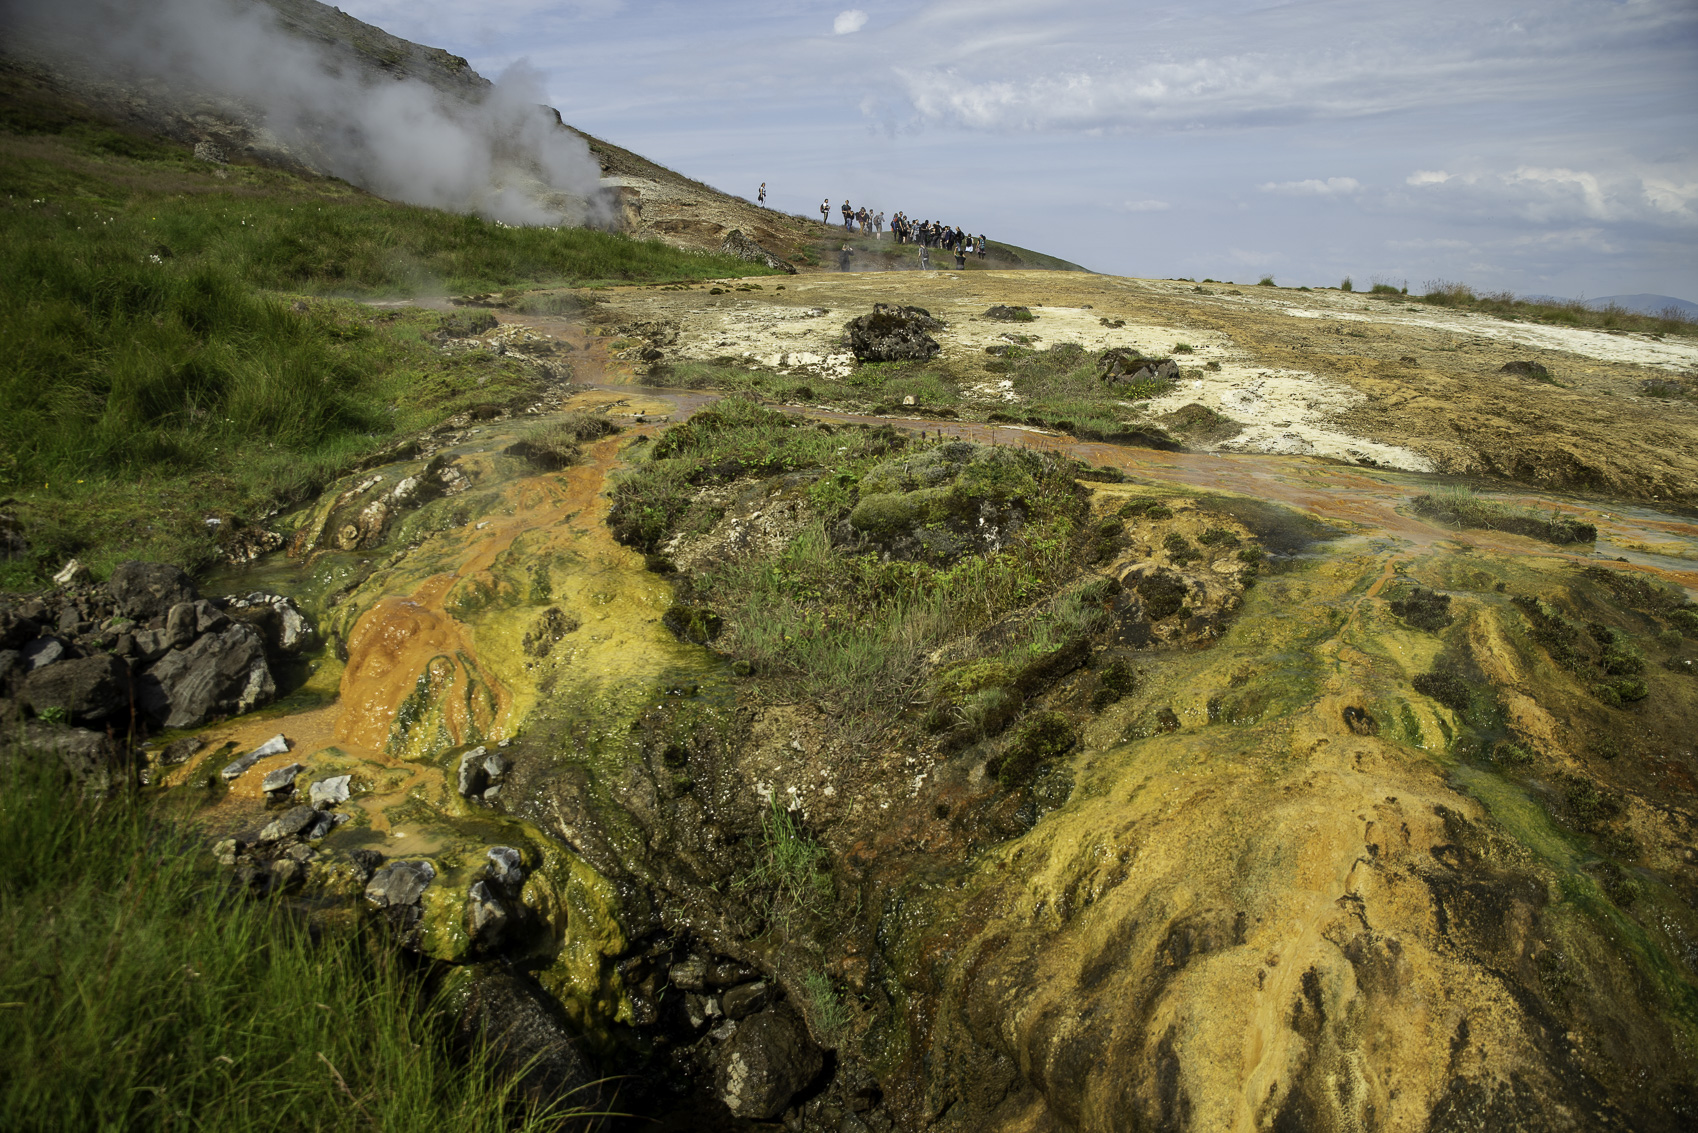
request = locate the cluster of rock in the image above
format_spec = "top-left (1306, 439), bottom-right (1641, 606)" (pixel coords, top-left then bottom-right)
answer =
top-left (845, 304), bottom-right (943, 363)
top-left (665, 952), bottom-right (826, 1120)
top-left (0, 563), bottom-right (312, 755)
top-left (1097, 347), bottom-right (1181, 386)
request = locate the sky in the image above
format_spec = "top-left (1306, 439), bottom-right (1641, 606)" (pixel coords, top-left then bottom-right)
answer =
top-left (333, 0), bottom-right (1698, 300)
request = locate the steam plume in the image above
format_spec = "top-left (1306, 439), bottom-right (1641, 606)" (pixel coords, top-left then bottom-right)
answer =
top-left (0, 0), bottom-right (607, 226)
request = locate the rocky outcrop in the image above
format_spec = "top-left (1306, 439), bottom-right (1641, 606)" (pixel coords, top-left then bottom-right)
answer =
top-left (136, 623), bottom-right (274, 728)
top-left (845, 304), bottom-right (943, 363)
top-left (0, 562), bottom-right (311, 734)
top-left (720, 229), bottom-right (796, 274)
top-left (1097, 347), bottom-right (1180, 386)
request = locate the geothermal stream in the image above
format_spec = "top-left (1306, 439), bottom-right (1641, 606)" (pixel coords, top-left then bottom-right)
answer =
top-left (167, 312), bottom-right (1698, 1130)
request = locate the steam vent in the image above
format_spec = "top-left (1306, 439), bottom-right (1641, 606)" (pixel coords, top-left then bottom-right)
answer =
top-left (2, 0), bottom-right (1695, 1130)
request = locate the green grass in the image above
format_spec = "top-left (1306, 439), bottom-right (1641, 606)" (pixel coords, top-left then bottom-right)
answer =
top-left (0, 754), bottom-right (584, 1132)
top-left (1413, 280), bottom-right (1696, 338)
top-left (609, 399), bottom-right (1095, 716)
top-left (0, 67), bottom-right (773, 588)
top-left (736, 797), bottom-right (833, 937)
top-left (1412, 486), bottom-right (1597, 545)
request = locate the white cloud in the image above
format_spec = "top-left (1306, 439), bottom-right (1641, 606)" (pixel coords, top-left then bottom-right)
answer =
top-left (1260, 177), bottom-right (1361, 196)
top-left (1407, 170), bottom-right (1451, 185)
top-left (1120, 199), bottom-right (1171, 212)
top-left (1403, 163), bottom-right (1698, 229)
top-left (833, 10), bottom-right (868, 35)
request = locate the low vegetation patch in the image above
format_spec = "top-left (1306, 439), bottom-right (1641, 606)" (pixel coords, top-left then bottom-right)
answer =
top-left (1412, 487), bottom-right (1596, 545)
top-left (503, 411), bottom-right (620, 470)
top-left (1415, 279), bottom-right (1696, 338)
top-left (608, 399), bottom-right (1096, 717)
top-left (0, 70), bottom-right (769, 587)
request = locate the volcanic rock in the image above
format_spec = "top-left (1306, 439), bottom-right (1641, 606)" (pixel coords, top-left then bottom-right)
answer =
top-left (845, 304), bottom-right (943, 363)
top-left (715, 1004), bottom-right (823, 1119)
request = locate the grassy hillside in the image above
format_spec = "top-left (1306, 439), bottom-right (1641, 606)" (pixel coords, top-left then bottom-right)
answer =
top-left (0, 63), bottom-right (774, 588)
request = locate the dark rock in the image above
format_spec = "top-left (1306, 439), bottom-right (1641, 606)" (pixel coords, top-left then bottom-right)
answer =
top-left (0, 649), bottom-right (22, 692)
top-left (365, 860), bottom-right (436, 907)
top-left (225, 592), bottom-right (312, 654)
top-left (258, 804), bottom-right (318, 843)
top-left (19, 599), bottom-right (48, 621)
top-left (845, 304), bottom-right (943, 363)
top-left (137, 623), bottom-right (274, 728)
top-left (486, 845), bottom-right (523, 889)
top-left (165, 601), bottom-right (199, 648)
top-left (268, 857), bottom-right (305, 892)
top-left (721, 979), bottom-right (774, 1019)
top-left (669, 956), bottom-right (709, 991)
top-left (23, 635), bottom-right (75, 671)
top-left (57, 606), bottom-right (82, 635)
top-left (458, 747), bottom-right (490, 797)
top-left (983, 305), bottom-right (1033, 321)
top-left (721, 229), bottom-right (797, 274)
top-left (1099, 349), bottom-right (1180, 386)
top-left (707, 956), bottom-right (761, 988)
top-left (349, 849), bottom-right (385, 880)
top-left (662, 603), bottom-right (723, 644)
top-left (159, 736), bottom-right (206, 765)
top-left (1499, 360), bottom-right (1551, 380)
top-left (130, 628), bottom-right (174, 662)
top-left (108, 561), bottom-right (198, 620)
top-left (451, 967), bottom-right (601, 1114)
top-left (715, 1005), bottom-right (824, 1119)
top-left (21, 652), bottom-right (129, 725)
top-left (260, 762), bottom-right (306, 793)
top-left (14, 720), bottom-right (129, 793)
top-left (465, 880), bottom-right (508, 947)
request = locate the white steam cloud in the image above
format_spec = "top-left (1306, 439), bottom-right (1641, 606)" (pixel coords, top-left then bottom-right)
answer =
top-left (1, 0), bottom-right (607, 226)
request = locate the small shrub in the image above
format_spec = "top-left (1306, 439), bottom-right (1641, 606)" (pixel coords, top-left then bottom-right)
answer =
top-left (1172, 343), bottom-right (1195, 354)
top-left (1258, 275), bottom-right (1276, 287)
top-left (1388, 587), bottom-right (1453, 632)
top-left (1196, 527), bottom-right (1240, 547)
top-left (1340, 277), bottom-right (1354, 292)
top-left (1117, 498), bottom-right (1174, 520)
top-left (1162, 532), bottom-right (1200, 564)
top-left (1492, 740), bottom-right (1534, 765)
top-left (1413, 667), bottom-right (1472, 712)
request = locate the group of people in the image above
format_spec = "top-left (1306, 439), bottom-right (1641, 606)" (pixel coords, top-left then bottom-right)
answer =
top-left (756, 185), bottom-right (991, 270)
top-left (809, 196), bottom-right (988, 269)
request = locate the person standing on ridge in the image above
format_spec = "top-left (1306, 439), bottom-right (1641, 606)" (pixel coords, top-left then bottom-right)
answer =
top-left (821, 198), bottom-right (830, 225)
top-left (979, 233), bottom-right (988, 260)
top-left (842, 200), bottom-right (853, 230)
top-left (757, 182), bottom-right (766, 207)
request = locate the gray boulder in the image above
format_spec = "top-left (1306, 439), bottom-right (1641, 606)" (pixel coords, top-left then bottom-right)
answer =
top-left (845, 304), bottom-right (943, 363)
top-left (15, 720), bottom-right (129, 794)
top-left (108, 561), bottom-right (197, 620)
top-left (260, 762), bottom-right (306, 793)
top-left (21, 652), bottom-right (129, 725)
top-left (258, 804), bottom-right (318, 843)
top-left (366, 860), bottom-right (436, 907)
top-left (715, 1004), bottom-right (824, 1119)
top-left (309, 774), bottom-right (351, 807)
top-left (23, 635), bottom-right (74, 671)
top-left (465, 879), bottom-right (508, 948)
top-left (137, 623), bottom-right (274, 728)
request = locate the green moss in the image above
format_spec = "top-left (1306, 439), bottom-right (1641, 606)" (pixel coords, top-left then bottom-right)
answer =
top-left (989, 711), bottom-right (1077, 787)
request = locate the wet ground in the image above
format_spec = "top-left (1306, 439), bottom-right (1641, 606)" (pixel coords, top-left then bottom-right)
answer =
top-left (163, 290), bottom-right (1698, 1132)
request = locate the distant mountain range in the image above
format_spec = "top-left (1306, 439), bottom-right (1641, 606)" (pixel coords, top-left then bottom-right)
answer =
top-left (1521, 293), bottom-right (1697, 318)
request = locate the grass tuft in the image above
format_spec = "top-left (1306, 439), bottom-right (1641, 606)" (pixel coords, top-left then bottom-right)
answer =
top-left (0, 753), bottom-right (583, 1132)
